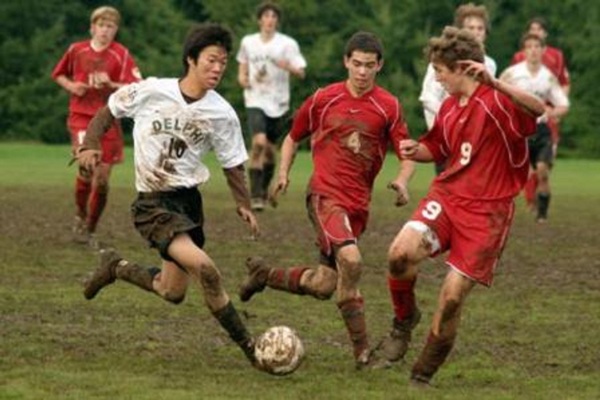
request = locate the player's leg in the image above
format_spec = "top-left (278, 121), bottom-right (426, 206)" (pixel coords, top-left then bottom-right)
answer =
top-left (410, 270), bottom-right (475, 385)
top-left (523, 169), bottom-right (538, 212)
top-left (168, 233), bottom-right (255, 362)
top-left (378, 222), bottom-right (432, 362)
top-left (69, 118), bottom-right (93, 243)
top-left (261, 115), bottom-right (285, 206)
top-left (247, 108), bottom-right (268, 211)
top-left (533, 124), bottom-right (553, 223)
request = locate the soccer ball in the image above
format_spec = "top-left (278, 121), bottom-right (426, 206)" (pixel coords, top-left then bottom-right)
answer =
top-left (254, 325), bottom-right (304, 375)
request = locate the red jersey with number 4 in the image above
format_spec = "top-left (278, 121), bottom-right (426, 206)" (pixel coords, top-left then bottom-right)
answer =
top-left (421, 84), bottom-right (537, 201)
top-left (52, 40), bottom-right (141, 117)
top-left (511, 46), bottom-right (569, 86)
top-left (290, 82), bottom-right (409, 211)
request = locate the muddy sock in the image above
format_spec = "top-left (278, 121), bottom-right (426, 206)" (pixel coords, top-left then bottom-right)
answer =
top-left (249, 168), bottom-right (263, 199)
top-left (537, 192), bottom-right (550, 219)
top-left (261, 163), bottom-right (275, 199)
top-left (267, 267), bottom-right (308, 294)
top-left (75, 176), bottom-right (92, 219)
top-left (411, 331), bottom-right (456, 383)
top-left (87, 185), bottom-right (109, 233)
top-left (388, 276), bottom-right (417, 322)
top-left (337, 297), bottom-right (369, 359)
top-left (212, 301), bottom-right (255, 361)
top-left (115, 261), bottom-right (158, 292)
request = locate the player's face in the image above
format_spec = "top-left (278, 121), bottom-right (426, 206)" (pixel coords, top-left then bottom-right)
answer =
top-left (433, 62), bottom-right (464, 95)
top-left (259, 9), bottom-right (279, 34)
top-left (344, 51), bottom-right (382, 95)
top-left (90, 19), bottom-right (118, 47)
top-left (528, 22), bottom-right (547, 40)
top-left (462, 16), bottom-right (487, 43)
top-left (188, 45), bottom-right (229, 91)
top-left (524, 39), bottom-right (543, 64)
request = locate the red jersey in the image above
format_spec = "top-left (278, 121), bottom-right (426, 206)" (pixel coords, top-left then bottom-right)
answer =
top-left (52, 40), bottom-right (140, 117)
top-left (421, 84), bottom-right (537, 201)
top-left (511, 46), bottom-right (569, 86)
top-left (290, 81), bottom-right (409, 211)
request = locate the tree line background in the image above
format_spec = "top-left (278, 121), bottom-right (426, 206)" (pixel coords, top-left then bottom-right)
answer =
top-left (1, 0), bottom-right (598, 157)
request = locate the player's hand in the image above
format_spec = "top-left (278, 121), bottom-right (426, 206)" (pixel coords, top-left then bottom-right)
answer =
top-left (69, 81), bottom-right (89, 97)
top-left (399, 139), bottom-right (419, 159)
top-left (75, 148), bottom-right (101, 172)
top-left (457, 60), bottom-right (493, 85)
top-left (274, 59), bottom-right (290, 71)
top-left (93, 72), bottom-right (113, 88)
top-left (270, 175), bottom-right (290, 206)
top-left (237, 206), bottom-right (260, 239)
top-left (388, 181), bottom-right (410, 207)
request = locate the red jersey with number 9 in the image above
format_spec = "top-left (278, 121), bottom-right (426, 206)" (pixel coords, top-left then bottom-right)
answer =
top-left (420, 84), bottom-right (537, 201)
top-left (290, 82), bottom-right (409, 211)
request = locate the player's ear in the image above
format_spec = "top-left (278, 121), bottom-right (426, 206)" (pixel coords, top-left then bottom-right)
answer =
top-left (376, 58), bottom-right (384, 72)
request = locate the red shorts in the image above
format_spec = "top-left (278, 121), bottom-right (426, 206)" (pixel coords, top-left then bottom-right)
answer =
top-left (67, 113), bottom-right (124, 164)
top-left (409, 188), bottom-right (516, 286)
top-left (306, 194), bottom-right (368, 266)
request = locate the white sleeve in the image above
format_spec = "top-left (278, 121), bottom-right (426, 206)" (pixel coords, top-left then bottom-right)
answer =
top-left (236, 37), bottom-right (249, 64)
top-left (210, 107), bottom-right (249, 169)
top-left (419, 63), bottom-right (446, 129)
top-left (285, 39), bottom-right (307, 70)
top-left (108, 80), bottom-right (147, 119)
top-left (485, 55), bottom-right (497, 77)
top-left (548, 76), bottom-right (570, 107)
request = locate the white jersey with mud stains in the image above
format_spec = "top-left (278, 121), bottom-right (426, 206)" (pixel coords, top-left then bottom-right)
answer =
top-left (500, 61), bottom-right (569, 107)
top-left (108, 78), bottom-right (248, 192)
top-left (237, 32), bottom-right (306, 117)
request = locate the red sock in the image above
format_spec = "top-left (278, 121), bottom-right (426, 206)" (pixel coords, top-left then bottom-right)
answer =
top-left (337, 297), bottom-right (368, 359)
top-left (267, 267), bottom-right (308, 294)
top-left (524, 174), bottom-right (538, 205)
top-left (87, 186), bottom-right (108, 233)
top-left (388, 276), bottom-right (416, 322)
top-left (75, 176), bottom-right (92, 219)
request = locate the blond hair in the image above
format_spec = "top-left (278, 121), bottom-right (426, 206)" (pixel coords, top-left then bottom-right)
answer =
top-left (90, 6), bottom-right (121, 25)
top-left (427, 26), bottom-right (484, 70)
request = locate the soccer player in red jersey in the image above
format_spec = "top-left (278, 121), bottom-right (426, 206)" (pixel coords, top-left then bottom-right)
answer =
top-left (377, 27), bottom-right (545, 386)
top-left (511, 17), bottom-right (570, 211)
top-left (239, 31), bottom-right (415, 369)
top-left (52, 6), bottom-right (141, 247)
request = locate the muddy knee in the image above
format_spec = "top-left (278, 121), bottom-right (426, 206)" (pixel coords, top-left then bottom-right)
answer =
top-left (163, 291), bottom-right (186, 304)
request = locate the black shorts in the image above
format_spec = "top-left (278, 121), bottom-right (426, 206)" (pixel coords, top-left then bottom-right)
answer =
top-left (131, 187), bottom-right (205, 262)
top-left (528, 123), bottom-right (554, 168)
top-left (246, 108), bottom-right (287, 144)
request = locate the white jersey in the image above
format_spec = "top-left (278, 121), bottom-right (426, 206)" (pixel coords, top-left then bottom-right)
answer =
top-left (500, 61), bottom-right (569, 107)
top-left (236, 32), bottom-right (306, 117)
top-left (108, 78), bottom-right (248, 192)
top-left (419, 55), bottom-right (497, 129)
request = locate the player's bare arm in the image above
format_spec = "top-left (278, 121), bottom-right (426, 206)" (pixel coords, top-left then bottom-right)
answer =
top-left (223, 164), bottom-right (260, 237)
top-left (459, 60), bottom-right (545, 117)
top-left (271, 134), bottom-right (299, 200)
top-left (388, 159), bottom-right (415, 207)
top-left (75, 106), bottom-right (115, 170)
top-left (400, 139), bottom-right (434, 162)
top-left (238, 63), bottom-right (250, 89)
top-left (55, 75), bottom-right (89, 97)
top-left (274, 59), bottom-right (306, 79)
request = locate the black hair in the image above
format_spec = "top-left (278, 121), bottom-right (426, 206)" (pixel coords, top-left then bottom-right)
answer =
top-left (344, 31), bottom-right (384, 61)
top-left (182, 23), bottom-right (233, 74)
top-left (256, 1), bottom-right (282, 20)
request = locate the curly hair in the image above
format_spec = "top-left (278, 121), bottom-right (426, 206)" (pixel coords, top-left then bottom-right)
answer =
top-left (427, 26), bottom-right (484, 70)
top-left (454, 3), bottom-right (490, 32)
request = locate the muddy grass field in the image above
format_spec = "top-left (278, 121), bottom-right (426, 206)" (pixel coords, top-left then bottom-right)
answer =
top-left (1, 143), bottom-right (598, 399)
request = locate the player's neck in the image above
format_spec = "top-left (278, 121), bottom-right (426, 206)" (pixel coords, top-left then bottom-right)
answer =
top-left (526, 61), bottom-right (542, 74)
top-left (459, 81), bottom-right (480, 105)
top-left (90, 39), bottom-right (110, 52)
top-left (178, 77), bottom-right (208, 102)
top-left (260, 30), bottom-right (276, 42)
top-left (345, 80), bottom-right (374, 98)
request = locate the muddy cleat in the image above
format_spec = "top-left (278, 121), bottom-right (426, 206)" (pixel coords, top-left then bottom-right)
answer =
top-left (72, 216), bottom-right (90, 244)
top-left (83, 248), bottom-right (122, 300)
top-left (355, 348), bottom-right (392, 371)
top-left (377, 309), bottom-right (422, 362)
top-left (251, 198), bottom-right (265, 212)
top-left (410, 372), bottom-right (433, 388)
top-left (239, 257), bottom-right (270, 302)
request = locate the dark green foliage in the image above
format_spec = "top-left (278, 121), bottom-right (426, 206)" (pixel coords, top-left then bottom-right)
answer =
top-left (0, 0), bottom-right (598, 156)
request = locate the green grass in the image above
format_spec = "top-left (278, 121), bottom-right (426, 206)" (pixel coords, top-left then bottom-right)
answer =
top-left (0, 142), bottom-right (599, 399)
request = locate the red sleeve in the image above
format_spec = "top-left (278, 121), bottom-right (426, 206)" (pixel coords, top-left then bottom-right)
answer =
top-left (119, 49), bottom-right (141, 83)
top-left (555, 50), bottom-right (570, 87)
top-left (419, 120), bottom-right (446, 164)
top-left (51, 46), bottom-right (72, 79)
top-left (494, 91), bottom-right (537, 140)
top-left (289, 94), bottom-right (316, 142)
top-left (511, 51), bottom-right (525, 66)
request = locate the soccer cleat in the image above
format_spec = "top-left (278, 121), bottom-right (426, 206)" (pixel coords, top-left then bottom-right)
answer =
top-left (355, 348), bottom-right (392, 371)
top-left (83, 248), bottom-right (122, 300)
top-left (251, 198), bottom-right (265, 212)
top-left (377, 308), bottom-right (422, 362)
top-left (239, 257), bottom-right (270, 302)
top-left (72, 216), bottom-right (90, 244)
top-left (410, 372), bottom-right (432, 388)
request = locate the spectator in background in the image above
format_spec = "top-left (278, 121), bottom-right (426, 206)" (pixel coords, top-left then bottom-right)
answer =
top-left (236, 1), bottom-right (306, 211)
top-left (419, 3), bottom-right (496, 174)
top-left (52, 5), bottom-right (141, 248)
top-left (511, 17), bottom-right (570, 212)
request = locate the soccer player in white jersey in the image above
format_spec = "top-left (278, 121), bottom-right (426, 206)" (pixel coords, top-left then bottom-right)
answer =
top-left (76, 23), bottom-right (262, 367)
top-left (419, 3), bottom-right (496, 174)
top-left (500, 34), bottom-right (569, 222)
top-left (237, 2), bottom-right (306, 211)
